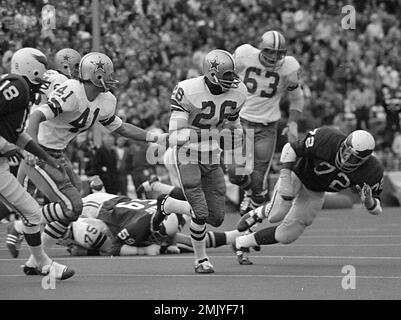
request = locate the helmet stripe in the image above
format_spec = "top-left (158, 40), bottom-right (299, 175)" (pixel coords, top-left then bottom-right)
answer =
top-left (272, 31), bottom-right (276, 49)
top-left (273, 31), bottom-right (279, 50)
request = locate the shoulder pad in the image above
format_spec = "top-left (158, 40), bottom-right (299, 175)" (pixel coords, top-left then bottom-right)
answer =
top-left (235, 44), bottom-right (256, 56)
top-left (0, 73), bottom-right (30, 98)
top-left (177, 76), bottom-right (205, 96)
top-left (281, 56), bottom-right (300, 76)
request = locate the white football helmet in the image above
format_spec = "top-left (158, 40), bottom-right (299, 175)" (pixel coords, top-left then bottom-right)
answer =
top-left (54, 48), bottom-right (81, 78)
top-left (259, 30), bottom-right (287, 70)
top-left (335, 130), bottom-right (375, 173)
top-left (78, 52), bottom-right (118, 91)
top-left (11, 47), bottom-right (48, 84)
top-left (202, 49), bottom-right (240, 91)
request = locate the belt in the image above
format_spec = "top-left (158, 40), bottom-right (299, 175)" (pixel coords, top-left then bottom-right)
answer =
top-left (240, 118), bottom-right (278, 127)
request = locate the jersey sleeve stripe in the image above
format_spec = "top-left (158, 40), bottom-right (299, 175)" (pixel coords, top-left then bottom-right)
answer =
top-left (93, 233), bottom-right (108, 249)
top-left (99, 115), bottom-right (116, 126)
top-left (48, 98), bottom-right (63, 116)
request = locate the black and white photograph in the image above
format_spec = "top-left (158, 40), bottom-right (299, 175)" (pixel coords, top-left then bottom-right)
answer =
top-left (1, 0), bottom-right (401, 304)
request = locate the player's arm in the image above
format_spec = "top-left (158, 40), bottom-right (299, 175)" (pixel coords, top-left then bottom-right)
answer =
top-left (113, 121), bottom-right (162, 143)
top-left (284, 64), bottom-right (304, 143)
top-left (278, 142), bottom-right (298, 200)
top-left (99, 96), bottom-right (163, 144)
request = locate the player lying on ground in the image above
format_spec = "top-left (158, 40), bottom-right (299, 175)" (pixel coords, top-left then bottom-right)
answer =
top-left (60, 177), bottom-right (196, 256)
top-left (191, 127), bottom-right (384, 265)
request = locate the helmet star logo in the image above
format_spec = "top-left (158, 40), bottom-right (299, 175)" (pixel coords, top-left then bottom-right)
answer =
top-left (63, 55), bottom-right (70, 62)
top-left (209, 57), bottom-right (221, 72)
top-left (91, 59), bottom-right (105, 73)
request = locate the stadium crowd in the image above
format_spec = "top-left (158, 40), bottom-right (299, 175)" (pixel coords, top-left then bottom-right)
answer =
top-left (1, 0), bottom-right (400, 195)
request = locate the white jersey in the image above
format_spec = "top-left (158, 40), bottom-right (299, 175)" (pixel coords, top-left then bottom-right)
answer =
top-left (170, 76), bottom-right (247, 158)
top-left (81, 192), bottom-right (119, 218)
top-left (234, 44), bottom-right (301, 124)
top-left (37, 79), bottom-right (123, 150)
top-left (31, 70), bottom-right (68, 113)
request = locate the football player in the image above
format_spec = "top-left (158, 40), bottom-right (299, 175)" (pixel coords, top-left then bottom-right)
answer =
top-left (20, 48), bottom-right (82, 197)
top-left (159, 49), bottom-right (248, 273)
top-left (32, 48), bottom-right (81, 107)
top-left (228, 127), bottom-right (384, 264)
top-left (228, 30), bottom-right (304, 215)
top-left (17, 52), bottom-right (166, 256)
top-left (63, 189), bottom-right (189, 256)
top-left (0, 48), bottom-right (74, 279)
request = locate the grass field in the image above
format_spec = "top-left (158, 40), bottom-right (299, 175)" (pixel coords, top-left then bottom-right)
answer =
top-left (1, 205), bottom-right (401, 300)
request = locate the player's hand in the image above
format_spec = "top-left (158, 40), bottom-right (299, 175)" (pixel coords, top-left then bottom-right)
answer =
top-left (282, 121), bottom-right (298, 144)
top-left (278, 168), bottom-right (294, 201)
top-left (1, 147), bottom-right (24, 160)
top-left (356, 183), bottom-right (374, 209)
top-left (24, 151), bottom-right (38, 166)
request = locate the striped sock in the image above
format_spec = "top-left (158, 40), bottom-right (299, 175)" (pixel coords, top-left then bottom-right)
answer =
top-left (190, 220), bottom-right (207, 263)
top-left (44, 221), bottom-right (69, 241)
top-left (42, 203), bottom-right (68, 224)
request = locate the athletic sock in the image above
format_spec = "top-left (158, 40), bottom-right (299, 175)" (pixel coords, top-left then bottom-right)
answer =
top-left (190, 220), bottom-right (207, 263)
top-left (236, 232), bottom-right (258, 249)
top-left (254, 226), bottom-right (278, 245)
top-left (164, 197), bottom-right (192, 217)
top-left (224, 229), bottom-right (242, 245)
top-left (14, 220), bottom-right (24, 234)
top-left (23, 225), bottom-right (51, 267)
top-left (42, 222), bottom-right (68, 249)
top-left (151, 181), bottom-right (175, 195)
top-left (205, 231), bottom-right (227, 248)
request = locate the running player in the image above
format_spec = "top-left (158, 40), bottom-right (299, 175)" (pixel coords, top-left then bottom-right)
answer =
top-left (1, 48), bottom-right (74, 279)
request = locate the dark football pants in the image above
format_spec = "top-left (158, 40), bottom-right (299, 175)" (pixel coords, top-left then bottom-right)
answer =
top-left (176, 157), bottom-right (226, 228)
top-left (229, 119), bottom-right (277, 203)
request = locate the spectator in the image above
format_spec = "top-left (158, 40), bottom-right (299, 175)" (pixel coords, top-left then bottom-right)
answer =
top-left (347, 80), bottom-right (375, 130)
top-left (115, 136), bottom-right (129, 195)
top-left (89, 134), bottom-right (119, 194)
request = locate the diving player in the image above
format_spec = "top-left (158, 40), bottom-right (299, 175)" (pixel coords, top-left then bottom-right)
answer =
top-left (229, 30), bottom-right (304, 215)
top-left (230, 127), bottom-right (384, 264)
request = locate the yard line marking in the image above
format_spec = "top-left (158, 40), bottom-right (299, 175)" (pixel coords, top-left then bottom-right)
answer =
top-left (1, 273), bottom-right (401, 280)
top-left (2, 254), bottom-right (401, 262)
top-left (302, 235), bottom-right (401, 239)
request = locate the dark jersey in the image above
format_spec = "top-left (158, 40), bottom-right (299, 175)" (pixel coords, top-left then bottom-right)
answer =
top-left (291, 127), bottom-right (384, 196)
top-left (97, 196), bottom-right (157, 246)
top-left (0, 74), bottom-right (31, 144)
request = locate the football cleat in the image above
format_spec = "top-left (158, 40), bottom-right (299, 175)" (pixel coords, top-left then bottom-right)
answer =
top-left (22, 261), bottom-right (75, 280)
top-left (150, 194), bottom-right (169, 232)
top-left (6, 221), bottom-right (24, 258)
top-left (239, 193), bottom-right (253, 216)
top-left (136, 175), bottom-right (159, 197)
top-left (195, 258), bottom-right (215, 274)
